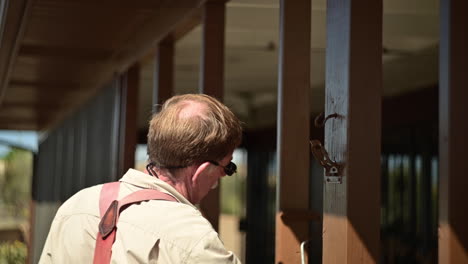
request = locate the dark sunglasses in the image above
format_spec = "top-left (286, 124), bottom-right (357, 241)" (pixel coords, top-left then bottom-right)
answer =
top-left (208, 160), bottom-right (237, 176)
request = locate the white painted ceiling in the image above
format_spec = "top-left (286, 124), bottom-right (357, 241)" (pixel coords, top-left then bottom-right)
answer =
top-left (138, 0), bottom-right (439, 131)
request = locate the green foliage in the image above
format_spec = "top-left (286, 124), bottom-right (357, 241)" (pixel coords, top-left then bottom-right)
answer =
top-left (0, 241), bottom-right (27, 264)
top-left (220, 175), bottom-right (246, 216)
top-left (0, 149), bottom-right (32, 218)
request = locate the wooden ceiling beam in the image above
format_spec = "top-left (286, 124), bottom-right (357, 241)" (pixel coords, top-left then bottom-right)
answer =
top-left (0, 114), bottom-right (50, 130)
top-left (0, 0), bottom-right (34, 105)
top-left (0, 109), bottom-right (34, 117)
top-left (2, 93), bottom-right (73, 103)
top-left (172, 8), bottom-right (202, 42)
top-left (9, 79), bottom-right (86, 91)
top-left (112, 0), bottom-right (205, 74)
top-left (1, 101), bottom-right (63, 110)
top-left (140, 8), bottom-right (202, 64)
top-left (0, 122), bottom-right (38, 130)
top-left (34, 0), bottom-right (167, 11)
top-left (1, 0), bottom-right (206, 130)
top-left (18, 45), bottom-right (114, 61)
top-left (0, 116), bottom-right (37, 123)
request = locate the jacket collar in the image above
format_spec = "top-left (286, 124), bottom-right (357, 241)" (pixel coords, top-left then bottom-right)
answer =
top-left (119, 169), bottom-right (196, 209)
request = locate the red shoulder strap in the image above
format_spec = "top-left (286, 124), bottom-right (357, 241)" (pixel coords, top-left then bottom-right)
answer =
top-left (93, 182), bottom-right (177, 264)
top-left (99, 182), bottom-right (120, 216)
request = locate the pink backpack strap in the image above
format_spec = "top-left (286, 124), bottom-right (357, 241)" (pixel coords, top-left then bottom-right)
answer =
top-left (93, 182), bottom-right (178, 264)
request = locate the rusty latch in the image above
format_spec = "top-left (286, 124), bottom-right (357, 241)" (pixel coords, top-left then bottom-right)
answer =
top-left (310, 140), bottom-right (344, 183)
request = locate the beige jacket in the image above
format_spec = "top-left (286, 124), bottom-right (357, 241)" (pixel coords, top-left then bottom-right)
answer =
top-left (39, 169), bottom-right (240, 264)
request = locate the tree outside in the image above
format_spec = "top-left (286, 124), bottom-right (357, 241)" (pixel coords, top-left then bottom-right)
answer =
top-left (0, 147), bottom-right (33, 263)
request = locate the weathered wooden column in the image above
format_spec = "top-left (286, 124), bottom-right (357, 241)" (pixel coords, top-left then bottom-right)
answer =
top-left (198, 0), bottom-right (226, 231)
top-left (438, 0), bottom-right (468, 262)
top-left (322, 0), bottom-right (382, 263)
top-left (275, 0), bottom-right (311, 263)
top-left (118, 64), bottom-right (140, 176)
top-left (153, 35), bottom-right (174, 113)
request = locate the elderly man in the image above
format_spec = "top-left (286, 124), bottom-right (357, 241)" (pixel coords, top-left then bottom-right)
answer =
top-left (40, 94), bottom-right (242, 263)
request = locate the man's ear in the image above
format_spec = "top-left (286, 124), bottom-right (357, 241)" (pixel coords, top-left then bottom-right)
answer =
top-left (191, 162), bottom-right (212, 184)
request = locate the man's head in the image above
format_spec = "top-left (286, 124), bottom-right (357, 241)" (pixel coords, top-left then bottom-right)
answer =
top-left (147, 94), bottom-right (242, 174)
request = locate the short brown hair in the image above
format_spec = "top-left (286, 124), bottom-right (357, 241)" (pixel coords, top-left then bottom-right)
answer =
top-left (147, 94), bottom-right (242, 169)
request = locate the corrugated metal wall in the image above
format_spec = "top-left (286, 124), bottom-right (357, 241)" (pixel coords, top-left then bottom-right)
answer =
top-left (33, 79), bottom-right (121, 202)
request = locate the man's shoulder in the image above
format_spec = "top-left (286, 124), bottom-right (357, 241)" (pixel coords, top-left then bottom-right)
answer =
top-left (54, 184), bottom-right (102, 218)
top-left (119, 199), bottom-right (216, 243)
top-left (122, 199), bottom-right (211, 229)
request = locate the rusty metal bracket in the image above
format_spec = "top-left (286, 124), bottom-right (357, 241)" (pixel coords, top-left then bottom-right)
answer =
top-left (314, 112), bottom-right (339, 128)
top-left (309, 140), bottom-right (345, 183)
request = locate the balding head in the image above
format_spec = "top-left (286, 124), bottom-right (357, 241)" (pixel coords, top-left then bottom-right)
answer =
top-left (147, 94), bottom-right (242, 173)
top-left (177, 100), bottom-right (208, 120)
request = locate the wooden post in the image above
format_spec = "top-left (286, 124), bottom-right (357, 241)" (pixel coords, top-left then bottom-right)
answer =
top-left (409, 131), bottom-right (417, 237)
top-left (0, 0), bottom-right (32, 104)
top-left (421, 151), bottom-right (433, 250)
top-left (198, 0), bottom-right (226, 231)
top-left (246, 149), bottom-right (273, 263)
top-left (153, 35), bottom-right (174, 113)
top-left (439, 0), bottom-right (468, 262)
top-left (322, 0), bottom-right (382, 263)
top-left (118, 64), bottom-right (139, 176)
top-left (27, 199), bottom-right (36, 264)
top-left (275, 0), bottom-right (311, 263)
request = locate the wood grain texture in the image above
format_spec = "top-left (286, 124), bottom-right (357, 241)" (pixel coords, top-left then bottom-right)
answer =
top-left (323, 0), bottom-right (382, 263)
top-left (0, 0), bottom-right (33, 104)
top-left (275, 0), bottom-right (311, 263)
top-left (439, 0), bottom-right (468, 262)
top-left (118, 64), bottom-right (139, 177)
top-left (198, 0), bottom-right (227, 232)
top-left (0, 0), bottom-right (203, 130)
top-left (153, 35), bottom-right (174, 113)
top-left (199, 1), bottom-right (225, 99)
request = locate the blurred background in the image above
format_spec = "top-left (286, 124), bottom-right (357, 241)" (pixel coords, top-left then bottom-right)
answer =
top-left (0, 0), bottom-right (445, 263)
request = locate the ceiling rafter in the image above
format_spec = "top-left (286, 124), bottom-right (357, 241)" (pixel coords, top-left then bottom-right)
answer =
top-left (9, 79), bottom-right (86, 91)
top-left (1, 101), bottom-right (63, 110)
top-left (18, 44), bottom-right (114, 61)
top-left (0, 0), bottom-right (34, 106)
top-left (34, 0), bottom-right (166, 11)
top-left (2, 0), bottom-right (207, 131)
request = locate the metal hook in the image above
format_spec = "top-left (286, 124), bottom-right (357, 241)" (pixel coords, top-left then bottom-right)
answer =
top-left (314, 112), bottom-right (339, 128)
top-left (300, 240), bottom-right (310, 264)
top-left (309, 140), bottom-right (344, 183)
top-left (310, 140), bottom-right (336, 168)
